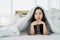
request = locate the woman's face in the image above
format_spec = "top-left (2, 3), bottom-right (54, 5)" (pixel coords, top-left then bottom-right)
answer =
top-left (34, 9), bottom-right (43, 21)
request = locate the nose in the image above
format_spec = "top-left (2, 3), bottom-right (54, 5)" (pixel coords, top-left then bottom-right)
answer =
top-left (37, 14), bottom-right (40, 17)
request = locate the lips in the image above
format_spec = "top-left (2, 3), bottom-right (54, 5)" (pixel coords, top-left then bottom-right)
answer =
top-left (37, 18), bottom-right (40, 19)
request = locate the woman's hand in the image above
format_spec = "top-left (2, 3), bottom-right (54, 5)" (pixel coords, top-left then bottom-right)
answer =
top-left (29, 22), bottom-right (36, 35)
top-left (29, 21), bottom-right (48, 35)
top-left (29, 21), bottom-right (44, 35)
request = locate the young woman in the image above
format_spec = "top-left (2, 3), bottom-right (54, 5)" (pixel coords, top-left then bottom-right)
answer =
top-left (28, 7), bottom-right (53, 35)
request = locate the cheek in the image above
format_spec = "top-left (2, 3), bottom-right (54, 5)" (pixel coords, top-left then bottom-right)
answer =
top-left (34, 15), bottom-right (37, 19)
top-left (34, 15), bottom-right (38, 20)
top-left (40, 15), bottom-right (43, 19)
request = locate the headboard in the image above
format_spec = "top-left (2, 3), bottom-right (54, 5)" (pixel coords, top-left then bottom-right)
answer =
top-left (16, 10), bottom-right (29, 15)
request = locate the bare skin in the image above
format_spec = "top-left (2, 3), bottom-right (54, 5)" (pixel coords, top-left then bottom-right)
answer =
top-left (29, 21), bottom-right (48, 35)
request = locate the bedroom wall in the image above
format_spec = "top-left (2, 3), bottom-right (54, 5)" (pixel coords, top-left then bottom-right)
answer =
top-left (0, 0), bottom-right (12, 17)
top-left (48, 0), bottom-right (60, 10)
top-left (0, 0), bottom-right (12, 25)
top-left (36, 0), bottom-right (48, 10)
top-left (13, 0), bottom-right (60, 13)
top-left (0, 0), bottom-right (60, 26)
top-left (36, 0), bottom-right (60, 10)
top-left (12, 0), bottom-right (35, 15)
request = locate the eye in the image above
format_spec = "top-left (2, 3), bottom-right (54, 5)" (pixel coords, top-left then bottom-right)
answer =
top-left (35, 13), bottom-right (37, 15)
top-left (39, 12), bottom-right (42, 15)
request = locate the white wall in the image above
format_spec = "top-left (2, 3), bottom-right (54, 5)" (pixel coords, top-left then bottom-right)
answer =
top-left (0, 0), bottom-right (60, 26)
top-left (13, 0), bottom-right (60, 10)
top-left (0, 0), bottom-right (60, 17)
top-left (12, 0), bottom-right (60, 15)
top-left (36, 0), bottom-right (60, 10)
top-left (0, 0), bottom-right (12, 17)
top-left (0, 0), bottom-right (11, 25)
top-left (13, 0), bottom-right (35, 10)
top-left (36, 0), bottom-right (48, 10)
top-left (48, 0), bottom-right (60, 10)
top-left (12, 0), bottom-right (35, 15)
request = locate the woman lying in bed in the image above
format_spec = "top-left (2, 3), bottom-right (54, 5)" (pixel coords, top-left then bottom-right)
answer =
top-left (27, 7), bottom-right (53, 35)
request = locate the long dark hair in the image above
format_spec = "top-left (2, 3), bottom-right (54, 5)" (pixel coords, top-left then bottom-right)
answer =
top-left (27, 7), bottom-right (53, 34)
top-left (30, 7), bottom-right (47, 23)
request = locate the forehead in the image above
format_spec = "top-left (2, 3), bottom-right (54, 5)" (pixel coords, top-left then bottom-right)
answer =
top-left (35, 9), bottom-right (42, 13)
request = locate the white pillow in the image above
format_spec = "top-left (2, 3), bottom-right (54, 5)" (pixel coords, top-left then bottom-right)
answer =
top-left (0, 24), bottom-right (20, 37)
top-left (45, 8), bottom-right (60, 33)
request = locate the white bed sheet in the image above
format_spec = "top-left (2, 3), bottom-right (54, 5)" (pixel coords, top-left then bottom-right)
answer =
top-left (0, 33), bottom-right (60, 40)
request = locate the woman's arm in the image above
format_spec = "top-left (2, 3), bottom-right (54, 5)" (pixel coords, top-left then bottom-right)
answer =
top-left (29, 23), bottom-right (35, 35)
top-left (43, 23), bottom-right (48, 35)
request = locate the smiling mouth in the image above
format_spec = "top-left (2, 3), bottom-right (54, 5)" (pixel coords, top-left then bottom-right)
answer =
top-left (37, 18), bottom-right (40, 19)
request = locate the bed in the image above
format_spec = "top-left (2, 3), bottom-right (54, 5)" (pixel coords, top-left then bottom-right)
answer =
top-left (0, 32), bottom-right (60, 40)
top-left (0, 8), bottom-right (60, 40)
